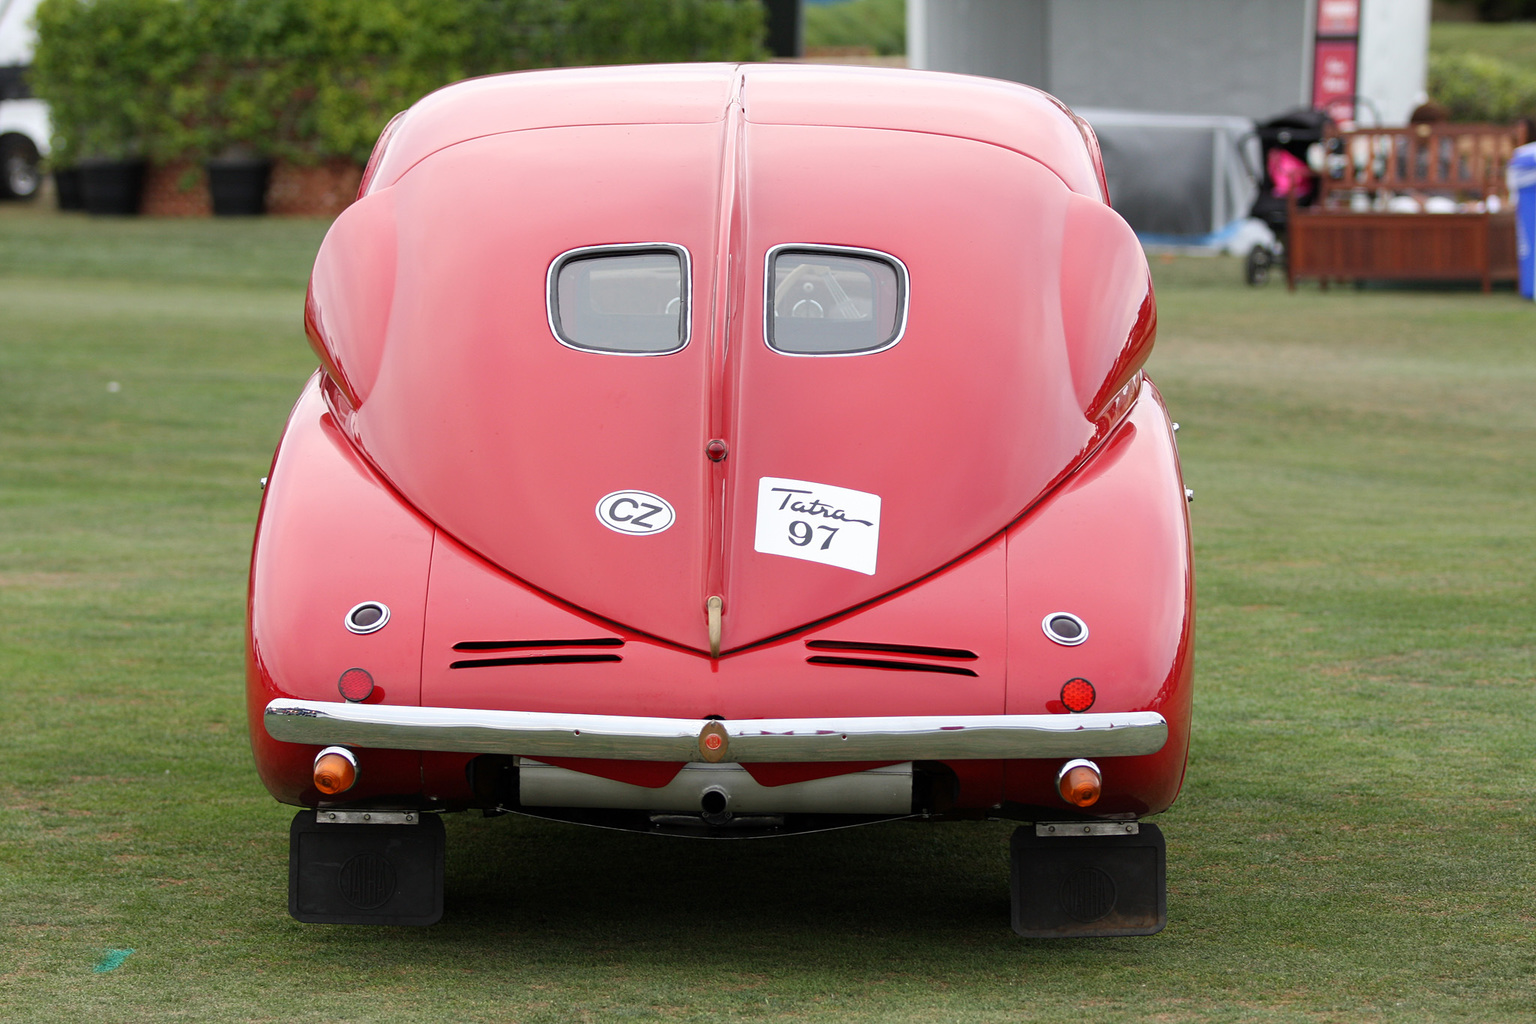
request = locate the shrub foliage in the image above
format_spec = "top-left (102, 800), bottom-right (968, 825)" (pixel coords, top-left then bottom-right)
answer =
top-left (1427, 51), bottom-right (1536, 124)
top-left (803, 0), bottom-right (904, 56)
top-left (31, 0), bottom-right (767, 166)
top-left (30, 0), bottom-right (190, 162)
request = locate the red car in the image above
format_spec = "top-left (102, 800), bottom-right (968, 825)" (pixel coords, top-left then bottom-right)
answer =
top-left (249, 63), bottom-right (1193, 935)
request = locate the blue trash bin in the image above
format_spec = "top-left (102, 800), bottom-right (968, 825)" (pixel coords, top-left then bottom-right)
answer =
top-left (1510, 143), bottom-right (1536, 300)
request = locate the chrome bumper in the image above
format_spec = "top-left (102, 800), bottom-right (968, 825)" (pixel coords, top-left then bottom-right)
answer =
top-left (265, 699), bottom-right (1167, 762)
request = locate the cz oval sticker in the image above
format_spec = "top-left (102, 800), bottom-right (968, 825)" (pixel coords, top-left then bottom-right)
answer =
top-left (596, 490), bottom-right (676, 535)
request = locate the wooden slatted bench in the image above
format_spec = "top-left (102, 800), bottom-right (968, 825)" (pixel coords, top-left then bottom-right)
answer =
top-left (1287, 122), bottom-right (1527, 292)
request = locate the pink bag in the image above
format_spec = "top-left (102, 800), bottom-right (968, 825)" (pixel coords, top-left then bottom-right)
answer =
top-left (1268, 148), bottom-right (1314, 200)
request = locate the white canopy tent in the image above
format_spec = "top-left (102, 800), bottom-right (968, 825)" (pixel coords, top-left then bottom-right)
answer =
top-left (1077, 108), bottom-right (1268, 251)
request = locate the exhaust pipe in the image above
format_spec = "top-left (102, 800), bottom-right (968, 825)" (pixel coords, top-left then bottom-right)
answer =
top-left (699, 786), bottom-right (732, 824)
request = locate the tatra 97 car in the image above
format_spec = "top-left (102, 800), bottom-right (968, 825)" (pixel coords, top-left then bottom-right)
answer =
top-left (249, 63), bottom-right (1193, 936)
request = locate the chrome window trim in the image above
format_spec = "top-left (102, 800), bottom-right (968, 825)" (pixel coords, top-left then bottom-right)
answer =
top-left (546, 242), bottom-right (692, 356)
top-left (763, 242), bottom-right (910, 357)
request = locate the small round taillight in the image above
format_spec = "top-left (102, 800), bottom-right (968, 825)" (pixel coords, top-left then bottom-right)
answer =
top-left (344, 601), bottom-right (390, 635)
top-left (1061, 677), bottom-right (1096, 713)
top-left (1057, 758), bottom-right (1101, 807)
top-left (337, 667), bottom-right (375, 703)
top-left (1042, 612), bottom-right (1088, 646)
top-left (314, 746), bottom-right (358, 795)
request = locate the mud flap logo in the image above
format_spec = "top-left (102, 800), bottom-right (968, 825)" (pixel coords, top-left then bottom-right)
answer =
top-left (596, 490), bottom-right (676, 535)
top-left (754, 477), bottom-right (881, 575)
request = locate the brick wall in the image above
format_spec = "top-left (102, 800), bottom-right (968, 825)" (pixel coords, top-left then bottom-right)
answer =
top-left (142, 161), bottom-right (212, 217)
top-left (132, 158), bottom-right (362, 218)
top-left (267, 159), bottom-right (363, 217)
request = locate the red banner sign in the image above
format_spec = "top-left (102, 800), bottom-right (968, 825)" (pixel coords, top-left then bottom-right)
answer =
top-left (1317, 0), bottom-right (1359, 36)
top-left (1312, 39), bottom-right (1357, 123)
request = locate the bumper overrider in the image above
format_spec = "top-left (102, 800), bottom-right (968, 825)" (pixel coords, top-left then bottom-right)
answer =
top-left (265, 699), bottom-right (1167, 762)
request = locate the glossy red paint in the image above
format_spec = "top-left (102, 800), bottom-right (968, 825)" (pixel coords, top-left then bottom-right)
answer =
top-left (250, 63), bottom-right (1191, 827)
top-left (361, 64), bottom-right (1106, 203)
top-left (247, 379), bottom-right (433, 806)
top-left (306, 71), bottom-right (1153, 653)
top-left (1002, 382), bottom-right (1194, 816)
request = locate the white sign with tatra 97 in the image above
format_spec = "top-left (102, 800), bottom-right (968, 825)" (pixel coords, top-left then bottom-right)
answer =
top-left (753, 476), bottom-right (881, 575)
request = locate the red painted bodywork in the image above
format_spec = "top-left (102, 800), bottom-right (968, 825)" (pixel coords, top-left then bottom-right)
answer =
top-left (249, 64), bottom-right (1191, 821)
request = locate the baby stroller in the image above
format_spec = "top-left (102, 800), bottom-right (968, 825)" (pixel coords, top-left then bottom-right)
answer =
top-left (1243, 108), bottom-right (1330, 285)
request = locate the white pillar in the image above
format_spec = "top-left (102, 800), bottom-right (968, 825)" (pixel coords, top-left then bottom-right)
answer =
top-left (907, 0), bottom-right (929, 70)
top-left (1357, 0), bottom-right (1430, 126)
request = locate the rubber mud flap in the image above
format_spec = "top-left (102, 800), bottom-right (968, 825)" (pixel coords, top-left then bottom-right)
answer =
top-left (1010, 822), bottom-right (1166, 937)
top-left (288, 810), bottom-right (445, 925)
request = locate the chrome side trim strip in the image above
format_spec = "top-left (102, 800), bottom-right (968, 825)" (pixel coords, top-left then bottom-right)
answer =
top-left (265, 700), bottom-right (1168, 761)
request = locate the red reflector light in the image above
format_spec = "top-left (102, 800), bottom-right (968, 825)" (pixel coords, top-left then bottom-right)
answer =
top-left (1057, 759), bottom-right (1102, 807)
top-left (1061, 677), bottom-right (1096, 713)
top-left (338, 667), bottom-right (374, 703)
top-left (314, 747), bottom-right (357, 795)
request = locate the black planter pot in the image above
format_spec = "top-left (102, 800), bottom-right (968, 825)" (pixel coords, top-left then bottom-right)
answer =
top-left (54, 167), bottom-right (84, 210)
top-left (79, 159), bottom-right (146, 215)
top-left (206, 157), bottom-right (271, 216)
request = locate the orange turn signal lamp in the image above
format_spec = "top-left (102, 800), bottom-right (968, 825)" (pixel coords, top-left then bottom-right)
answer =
top-left (313, 746), bottom-right (358, 795)
top-left (1057, 758), bottom-right (1102, 807)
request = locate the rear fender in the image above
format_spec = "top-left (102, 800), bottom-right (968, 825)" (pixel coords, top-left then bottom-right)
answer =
top-left (247, 375), bottom-right (432, 805)
top-left (1003, 381), bottom-right (1193, 816)
top-left (304, 189), bottom-right (398, 407)
top-left (1061, 192), bottom-right (1157, 420)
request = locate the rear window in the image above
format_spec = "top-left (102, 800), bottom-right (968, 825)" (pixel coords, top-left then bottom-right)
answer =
top-left (549, 245), bottom-right (689, 355)
top-left (767, 246), bottom-right (907, 356)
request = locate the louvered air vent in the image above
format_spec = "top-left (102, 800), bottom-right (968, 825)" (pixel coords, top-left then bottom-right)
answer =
top-left (804, 639), bottom-right (979, 677)
top-left (450, 637), bottom-right (623, 669)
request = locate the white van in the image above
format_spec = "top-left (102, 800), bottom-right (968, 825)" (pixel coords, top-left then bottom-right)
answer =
top-left (0, 0), bottom-right (49, 199)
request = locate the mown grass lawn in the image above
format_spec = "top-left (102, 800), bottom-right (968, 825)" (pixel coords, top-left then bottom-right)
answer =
top-left (1, 205), bottom-right (1533, 1022)
top-left (1430, 19), bottom-right (1536, 67)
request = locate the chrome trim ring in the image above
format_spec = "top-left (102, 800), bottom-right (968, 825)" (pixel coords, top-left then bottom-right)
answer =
top-left (265, 700), bottom-right (1168, 762)
top-left (1055, 757), bottom-right (1099, 788)
top-left (763, 242), bottom-right (911, 358)
top-left (545, 242), bottom-right (692, 356)
top-left (315, 745), bottom-right (358, 770)
top-left (344, 601), bottom-right (390, 635)
top-left (1042, 612), bottom-right (1088, 646)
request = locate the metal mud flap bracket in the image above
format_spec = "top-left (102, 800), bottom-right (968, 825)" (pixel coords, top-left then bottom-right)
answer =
top-left (1010, 821), bottom-right (1166, 937)
top-left (289, 810), bottom-right (445, 925)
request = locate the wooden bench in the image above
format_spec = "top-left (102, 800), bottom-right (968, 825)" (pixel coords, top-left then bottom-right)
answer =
top-left (1287, 123), bottom-right (1527, 292)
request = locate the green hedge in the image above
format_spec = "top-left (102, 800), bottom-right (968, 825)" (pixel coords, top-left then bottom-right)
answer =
top-left (1427, 51), bottom-right (1536, 124)
top-left (32, 0), bottom-right (767, 167)
top-left (30, 0), bottom-right (190, 163)
top-left (803, 0), bottom-right (905, 56)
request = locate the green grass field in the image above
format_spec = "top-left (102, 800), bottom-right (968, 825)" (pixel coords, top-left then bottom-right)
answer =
top-left (1430, 19), bottom-right (1536, 67)
top-left (1, 206), bottom-right (1533, 1022)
